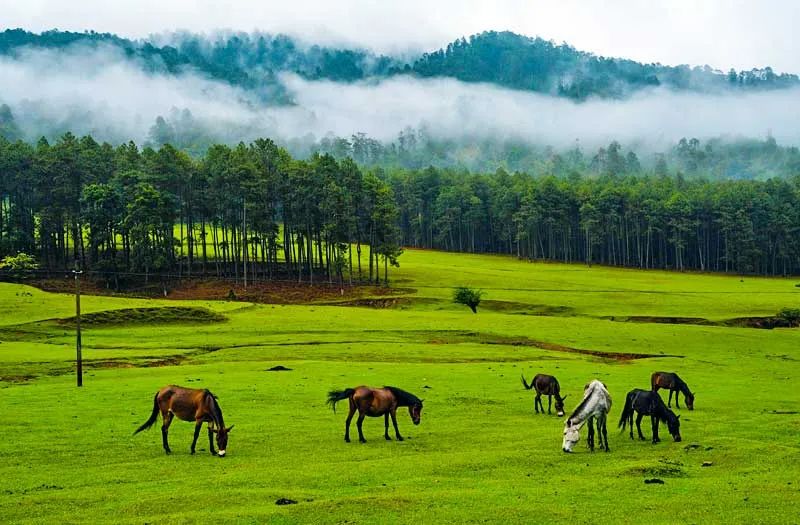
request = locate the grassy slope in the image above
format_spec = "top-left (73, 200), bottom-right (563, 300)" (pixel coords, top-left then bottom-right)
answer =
top-left (1, 249), bottom-right (799, 524)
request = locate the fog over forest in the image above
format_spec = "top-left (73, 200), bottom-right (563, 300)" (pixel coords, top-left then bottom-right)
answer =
top-left (1, 31), bottom-right (799, 167)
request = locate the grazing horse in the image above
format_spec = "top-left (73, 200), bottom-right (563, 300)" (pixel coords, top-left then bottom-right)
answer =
top-left (134, 386), bottom-right (233, 456)
top-left (619, 388), bottom-right (681, 444)
top-left (521, 373), bottom-right (568, 416)
top-left (651, 371), bottom-right (695, 410)
top-left (562, 380), bottom-right (612, 453)
top-left (327, 386), bottom-right (423, 443)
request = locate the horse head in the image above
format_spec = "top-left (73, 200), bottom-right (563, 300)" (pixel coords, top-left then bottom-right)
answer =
top-left (562, 420), bottom-right (580, 452)
top-left (667, 414), bottom-right (681, 442)
top-left (685, 392), bottom-right (695, 410)
top-left (555, 395), bottom-right (567, 417)
top-left (212, 425), bottom-right (234, 456)
top-left (409, 401), bottom-right (423, 425)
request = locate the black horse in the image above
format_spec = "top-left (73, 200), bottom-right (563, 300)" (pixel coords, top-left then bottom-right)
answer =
top-left (521, 373), bottom-right (567, 416)
top-left (619, 389), bottom-right (681, 444)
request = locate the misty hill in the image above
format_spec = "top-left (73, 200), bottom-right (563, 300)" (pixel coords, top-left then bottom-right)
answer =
top-left (2, 28), bottom-right (798, 102)
top-left (408, 31), bottom-right (800, 99)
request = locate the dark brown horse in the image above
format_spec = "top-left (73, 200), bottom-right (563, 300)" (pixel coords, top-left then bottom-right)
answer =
top-left (327, 386), bottom-right (423, 443)
top-left (651, 372), bottom-right (695, 410)
top-left (521, 373), bottom-right (567, 416)
top-left (134, 386), bottom-right (233, 456)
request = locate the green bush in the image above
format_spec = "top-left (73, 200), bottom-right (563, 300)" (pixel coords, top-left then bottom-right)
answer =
top-left (777, 307), bottom-right (800, 326)
top-left (453, 287), bottom-right (483, 313)
top-left (0, 253), bottom-right (38, 277)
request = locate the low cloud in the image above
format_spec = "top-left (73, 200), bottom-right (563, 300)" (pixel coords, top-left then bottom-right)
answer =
top-left (2, 45), bottom-right (799, 152)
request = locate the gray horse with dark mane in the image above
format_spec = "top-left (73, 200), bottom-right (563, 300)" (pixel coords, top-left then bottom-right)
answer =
top-left (562, 380), bottom-right (612, 453)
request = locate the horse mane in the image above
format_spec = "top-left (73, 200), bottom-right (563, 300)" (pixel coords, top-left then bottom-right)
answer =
top-left (204, 390), bottom-right (225, 428)
top-left (673, 374), bottom-right (692, 396)
top-left (650, 393), bottom-right (676, 424)
top-left (384, 386), bottom-right (421, 407)
top-left (567, 382), bottom-right (598, 421)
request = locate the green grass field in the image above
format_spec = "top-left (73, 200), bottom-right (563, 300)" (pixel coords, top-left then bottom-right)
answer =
top-left (1, 249), bottom-right (799, 523)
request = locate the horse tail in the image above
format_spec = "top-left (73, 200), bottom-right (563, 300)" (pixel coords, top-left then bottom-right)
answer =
top-left (133, 392), bottom-right (160, 434)
top-left (618, 391), bottom-right (635, 430)
top-left (326, 388), bottom-right (355, 413)
top-left (521, 374), bottom-right (533, 390)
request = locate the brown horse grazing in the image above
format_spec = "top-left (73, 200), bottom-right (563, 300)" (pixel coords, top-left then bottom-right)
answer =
top-left (327, 386), bottom-right (423, 443)
top-left (521, 373), bottom-right (568, 416)
top-left (651, 372), bottom-right (695, 410)
top-left (134, 386), bottom-right (234, 456)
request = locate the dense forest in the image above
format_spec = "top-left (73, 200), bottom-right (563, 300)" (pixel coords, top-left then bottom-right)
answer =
top-left (2, 133), bottom-right (800, 279)
top-left (2, 28), bottom-right (797, 103)
top-left (0, 134), bottom-right (402, 285)
top-left (410, 31), bottom-right (800, 99)
top-left (387, 163), bottom-right (800, 275)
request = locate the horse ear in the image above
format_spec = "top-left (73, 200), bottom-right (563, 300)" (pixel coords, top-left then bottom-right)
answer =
top-left (561, 395), bottom-right (568, 401)
top-left (677, 415), bottom-right (680, 420)
top-left (226, 425), bottom-right (234, 432)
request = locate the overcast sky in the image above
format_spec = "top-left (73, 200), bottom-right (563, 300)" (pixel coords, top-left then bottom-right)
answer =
top-left (3, 0), bottom-right (799, 73)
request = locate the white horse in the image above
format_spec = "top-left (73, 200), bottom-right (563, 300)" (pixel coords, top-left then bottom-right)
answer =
top-left (562, 380), bottom-right (612, 453)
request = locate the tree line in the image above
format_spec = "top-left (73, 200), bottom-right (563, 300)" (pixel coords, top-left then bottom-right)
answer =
top-left (387, 164), bottom-right (800, 275)
top-left (3, 132), bottom-right (800, 280)
top-left (0, 134), bottom-right (402, 285)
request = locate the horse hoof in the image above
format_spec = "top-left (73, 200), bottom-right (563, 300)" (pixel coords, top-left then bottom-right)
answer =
top-left (191, 450), bottom-right (196, 455)
top-left (385, 436), bottom-right (392, 441)
top-left (344, 438), bottom-right (350, 443)
top-left (359, 440), bottom-right (366, 444)
top-left (397, 437), bottom-right (404, 442)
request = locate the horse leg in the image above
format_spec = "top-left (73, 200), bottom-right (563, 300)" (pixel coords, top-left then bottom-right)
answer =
top-left (587, 416), bottom-right (595, 451)
top-left (651, 416), bottom-right (660, 444)
top-left (635, 413), bottom-right (646, 440)
top-left (675, 390), bottom-right (681, 409)
top-left (161, 411), bottom-right (173, 454)
top-left (191, 420), bottom-right (202, 454)
top-left (534, 393), bottom-right (541, 413)
top-left (344, 401), bottom-right (355, 443)
top-left (547, 395), bottom-right (552, 415)
top-left (207, 424), bottom-right (217, 455)
top-left (628, 410), bottom-right (634, 440)
top-left (601, 416), bottom-right (610, 452)
top-left (357, 412), bottom-right (367, 443)
top-left (667, 389), bottom-right (673, 408)
top-left (595, 418), bottom-right (603, 450)
top-left (390, 408), bottom-right (404, 441)
top-left (384, 414), bottom-right (391, 440)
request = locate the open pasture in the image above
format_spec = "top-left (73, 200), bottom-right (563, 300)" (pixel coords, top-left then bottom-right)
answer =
top-left (1, 249), bottom-right (799, 523)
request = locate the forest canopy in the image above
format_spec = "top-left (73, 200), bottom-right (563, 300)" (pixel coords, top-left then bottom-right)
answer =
top-left (1, 133), bottom-right (799, 279)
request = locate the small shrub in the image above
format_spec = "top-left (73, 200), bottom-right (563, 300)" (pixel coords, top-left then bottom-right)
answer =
top-left (777, 307), bottom-right (800, 327)
top-left (454, 287), bottom-right (483, 313)
top-left (0, 253), bottom-right (38, 278)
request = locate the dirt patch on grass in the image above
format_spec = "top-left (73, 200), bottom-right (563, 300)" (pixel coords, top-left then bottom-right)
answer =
top-left (628, 461), bottom-right (687, 478)
top-left (430, 332), bottom-right (680, 361)
top-left (56, 306), bottom-right (226, 327)
top-left (27, 277), bottom-right (414, 305)
top-left (720, 316), bottom-right (797, 329)
top-left (610, 316), bottom-right (713, 325)
top-left (609, 314), bottom-right (798, 330)
top-left (151, 280), bottom-right (412, 304)
top-left (0, 374), bottom-right (36, 383)
top-left (481, 301), bottom-right (575, 316)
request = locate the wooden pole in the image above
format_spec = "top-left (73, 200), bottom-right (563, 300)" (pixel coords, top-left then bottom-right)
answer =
top-left (73, 263), bottom-right (83, 387)
top-left (243, 197), bottom-right (247, 290)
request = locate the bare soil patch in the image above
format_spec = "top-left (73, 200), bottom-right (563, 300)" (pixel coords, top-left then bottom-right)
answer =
top-left (56, 306), bottom-right (226, 327)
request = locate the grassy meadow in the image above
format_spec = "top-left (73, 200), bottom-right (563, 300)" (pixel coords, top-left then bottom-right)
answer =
top-left (1, 249), bottom-right (799, 523)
